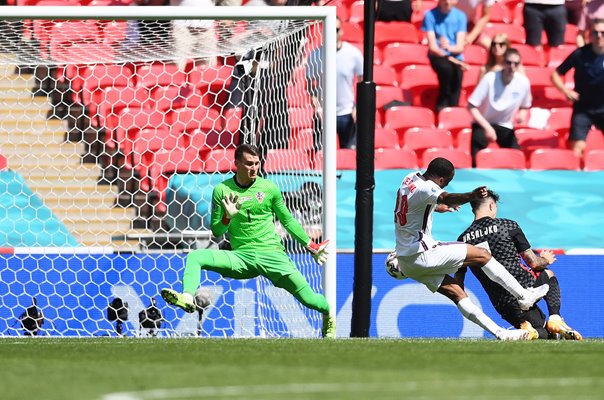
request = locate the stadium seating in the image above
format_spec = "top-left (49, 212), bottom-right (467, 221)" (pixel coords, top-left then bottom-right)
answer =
top-left (0, 154), bottom-right (7, 171)
top-left (585, 128), bottom-right (604, 153)
top-left (514, 44), bottom-right (545, 67)
top-left (264, 149), bottom-right (313, 172)
top-left (456, 128), bottom-right (472, 151)
top-left (515, 128), bottom-right (559, 158)
top-left (348, 0), bottom-right (364, 24)
top-left (483, 23), bottom-right (525, 44)
top-left (115, 108), bottom-right (170, 166)
top-left (148, 147), bottom-right (204, 212)
top-left (402, 127), bottom-right (453, 159)
top-left (98, 86), bottom-right (149, 147)
top-left (382, 43), bottom-right (429, 73)
top-left (583, 150), bottom-right (604, 171)
top-left (400, 65), bottom-right (439, 108)
top-left (336, 148), bottom-right (357, 170)
top-left (529, 148), bottom-right (581, 170)
top-left (340, 21), bottom-right (363, 43)
top-left (374, 127), bottom-right (400, 149)
top-left (375, 85), bottom-right (405, 110)
top-left (437, 107), bottom-right (473, 143)
top-left (422, 148), bottom-right (472, 168)
top-left (202, 148), bottom-right (236, 173)
top-left (169, 106), bottom-right (222, 135)
top-left (546, 107), bottom-right (572, 147)
top-left (475, 148), bottom-right (526, 169)
top-left (132, 128), bottom-right (181, 192)
top-left (374, 21), bottom-right (420, 49)
top-left (463, 45), bottom-right (488, 66)
top-left (547, 45), bottom-right (576, 68)
top-left (373, 65), bottom-right (400, 87)
top-left (289, 128), bottom-right (316, 151)
top-left (374, 148), bottom-right (419, 170)
top-left (384, 106), bottom-right (436, 145)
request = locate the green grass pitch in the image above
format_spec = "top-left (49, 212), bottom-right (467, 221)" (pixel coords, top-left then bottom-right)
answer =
top-left (1, 338), bottom-right (603, 400)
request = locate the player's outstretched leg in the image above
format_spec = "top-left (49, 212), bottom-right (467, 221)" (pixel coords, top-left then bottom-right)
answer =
top-left (495, 328), bottom-right (531, 341)
top-left (161, 288), bottom-right (196, 313)
top-left (322, 314), bottom-right (336, 339)
top-left (517, 285), bottom-right (550, 311)
top-left (547, 315), bottom-right (583, 341)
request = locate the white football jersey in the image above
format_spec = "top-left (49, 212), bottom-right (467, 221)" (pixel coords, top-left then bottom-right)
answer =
top-left (394, 172), bottom-right (444, 256)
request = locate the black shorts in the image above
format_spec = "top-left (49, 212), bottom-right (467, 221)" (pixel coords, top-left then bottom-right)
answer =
top-left (570, 108), bottom-right (604, 141)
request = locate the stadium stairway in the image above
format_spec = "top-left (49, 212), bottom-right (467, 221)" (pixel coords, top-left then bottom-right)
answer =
top-left (0, 62), bottom-right (148, 249)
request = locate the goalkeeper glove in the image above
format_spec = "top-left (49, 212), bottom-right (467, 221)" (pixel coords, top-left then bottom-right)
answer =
top-left (222, 192), bottom-right (242, 221)
top-left (305, 240), bottom-right (329, 265)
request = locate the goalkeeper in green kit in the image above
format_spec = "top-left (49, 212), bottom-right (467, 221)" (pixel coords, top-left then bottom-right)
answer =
top-left (161, 144), bottom-right (335, 338)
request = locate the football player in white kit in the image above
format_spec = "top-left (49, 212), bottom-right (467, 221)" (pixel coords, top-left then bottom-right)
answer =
top-left (392, 157), bottom-right (549, 340)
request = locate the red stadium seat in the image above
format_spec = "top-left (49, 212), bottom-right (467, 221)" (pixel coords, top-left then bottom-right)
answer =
top-left (340, 21), bottom-right (363, 44)
top-left (547, 45), bottom-right (576, 68)
top-left (382, 43), bottom-right (429, 73)
top-left (149, 147), bottom-right (204, 212)
top-left (374, 127), bottom-right (400, 149)
top-left (422, 148), bottom-right (472, 169)
top-left (529, 148), bottom-right (581, 170)
top-left (337, 148), bottom-right (356, 170)
top-left (373, 65), bottom-right (399, 87)
top-left (483, 23), bottom-right (525, 44)
top-left (115, 108), bottom-right (170, 166)
top-left (583, 149), bottom-right (604, 171)
top-left (400, 65), bottom-right (438, 108)
top-left (456, 128), bottom-right (472, 151)
top-left (202, 148), bottom-right (236, 173)
top-left (475, 148), bottom-right (526, 169)
top-left (374, 21), bottom-right (419, 49)
top-left (132, 128), bottom-right (181, 192)
top-left (169, 106), bottom-right (222, 134)
top-left (515, 128), bottom-right (559, 158)
top-left (289, 107), bottom-right (315, 131)
top-left (81, 64), bottom-right (134, 123)
top-left (546, 107), bottom-right (572, 147)
top-left (0, 154), bottom-right (7, 170)
top-left (482, 1), bottom-right (512, 23)
top-left (402, 127), bottom-right (453, 159)
top-left (514, 44), bottom-right (545, 67)
top-left (135, 63), bottom-right (186, 89)
top-left (264, 149), bottom-right (312, 172)
top-left (289, 128), bottom-right (316, 151)
top-left (463, 45), bottom-right (488, 66)
top-left (374, 148), bottom-right (419, 170)
top-left (98, 86), bottom-right (150, 147)
top-left (348, 0), bottom-right (364, 24)
top-left (437, 107), bottom-right (473, 141)
top-left (223, 107), bottom-right (243, 134)
top-left (585, 127), bottom-right (604, 152)
top-left (375, 85), bottom-right (405, 110)
top-left (384, 106), bottom-right (436, 145)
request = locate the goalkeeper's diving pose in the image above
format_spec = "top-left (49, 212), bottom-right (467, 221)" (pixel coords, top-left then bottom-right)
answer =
top-left (161, 143), bottom-right (335, 338)
top-left (457, 189), bottom-right (582, 340)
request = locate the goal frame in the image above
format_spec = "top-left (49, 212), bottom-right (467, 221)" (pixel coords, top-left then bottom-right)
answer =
top-left (2, 5), bottom-right (338, 326)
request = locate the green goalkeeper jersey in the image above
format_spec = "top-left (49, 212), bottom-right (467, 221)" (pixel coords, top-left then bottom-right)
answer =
top-left (211, 176), bottom-right (311, 251)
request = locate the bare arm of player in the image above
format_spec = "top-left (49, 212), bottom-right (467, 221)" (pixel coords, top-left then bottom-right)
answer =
top-left (520, 248), bottom-right (556, 271)
top-left (438, 186), bottom-right (487, 207)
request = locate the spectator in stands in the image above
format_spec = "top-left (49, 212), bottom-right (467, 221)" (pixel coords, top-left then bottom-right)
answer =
top-left (551, 18), bottom-right (604, 158)
top-left (456, 0), bottom-right (495, 48)
top-left (306, 17), bottom-right (363, 150)
top-left (576, 0), bottom-right (604, 46)
top-left (566, 0), bottom-right (584, 25)
top-left (523, 0), bottom-right (567, 50)
top-left (468, 48), bottom-right (531, 166)
top-left (478, 33), bottom-right (525, 81)
top-left (171, 0), bottom-right (242, 70)
top-left (422, 0), bottom-right (468, 113)
top-left (376, 0), bottom-right (422, 23)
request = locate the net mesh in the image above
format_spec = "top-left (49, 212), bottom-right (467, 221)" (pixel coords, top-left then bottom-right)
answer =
top-left (0, 12), bottom-right (327, 337)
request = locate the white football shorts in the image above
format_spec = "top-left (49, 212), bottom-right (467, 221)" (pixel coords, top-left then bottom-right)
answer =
top-left (397, 242), bottom-right (468, 292)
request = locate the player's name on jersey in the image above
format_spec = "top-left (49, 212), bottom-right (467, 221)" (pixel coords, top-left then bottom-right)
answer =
top-left (461, 225), bottom-right (499, 242)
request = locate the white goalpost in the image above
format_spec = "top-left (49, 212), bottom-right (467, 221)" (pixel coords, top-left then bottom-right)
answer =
top-left (0, 5), bottom-right (337, 338)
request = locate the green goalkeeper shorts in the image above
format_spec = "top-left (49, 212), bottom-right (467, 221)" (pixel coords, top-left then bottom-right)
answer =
top-left (202, 249), bottom-right (310, 291)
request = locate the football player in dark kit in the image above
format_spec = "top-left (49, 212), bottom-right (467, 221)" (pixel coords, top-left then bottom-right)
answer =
top-left (456, 190), bottom-right (583, 340)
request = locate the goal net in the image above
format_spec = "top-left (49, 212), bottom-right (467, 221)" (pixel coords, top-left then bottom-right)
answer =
top-left (0, 6), bottom-right (336, 338)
